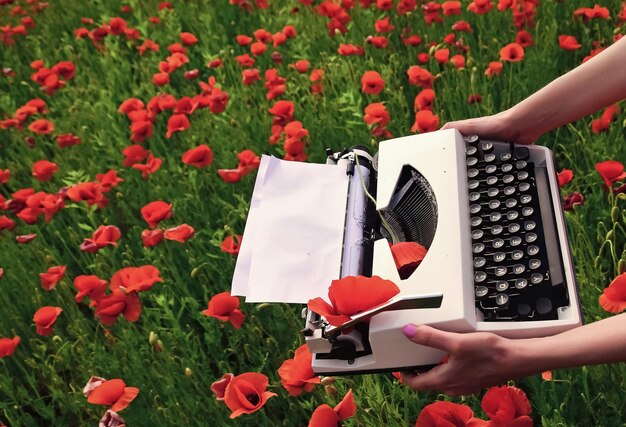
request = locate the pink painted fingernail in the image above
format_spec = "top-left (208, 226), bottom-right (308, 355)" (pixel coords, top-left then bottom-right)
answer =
top-left (402, 324), bottom-right (417, 337)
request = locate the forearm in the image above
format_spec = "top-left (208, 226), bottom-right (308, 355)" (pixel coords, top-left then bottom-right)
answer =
top-left (505, 36), bottom-right (626, 139)
top-left (508, 313), bottom-right (626, 376)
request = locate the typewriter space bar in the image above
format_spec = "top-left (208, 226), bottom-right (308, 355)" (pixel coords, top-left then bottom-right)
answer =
top-left (534, 165), bottom-right (564, 286)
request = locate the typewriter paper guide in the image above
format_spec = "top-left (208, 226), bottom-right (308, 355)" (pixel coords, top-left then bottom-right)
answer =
top-left (231, 155), bottom-right (350, 304)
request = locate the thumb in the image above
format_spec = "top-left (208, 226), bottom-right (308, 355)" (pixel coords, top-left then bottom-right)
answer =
top-left (441, 120), bottom-right (476, 135)
top-left (402, 324), bottom-right (459, 353)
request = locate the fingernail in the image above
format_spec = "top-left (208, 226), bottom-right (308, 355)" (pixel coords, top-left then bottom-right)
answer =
top-left (402, 324), bottom-right (417, 337)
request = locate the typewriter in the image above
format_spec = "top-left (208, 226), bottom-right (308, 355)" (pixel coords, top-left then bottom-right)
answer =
top-left (232, 129), bottom-right (582, 375)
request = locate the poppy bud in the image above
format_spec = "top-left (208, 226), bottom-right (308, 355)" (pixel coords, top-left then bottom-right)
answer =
top-left (324, 385), bottom-right (337, 396)
top-left (190, 267), bottom-right (200, 278)
top-left (185, 367), bottom-right (193, 377)
top-left (611, 206), bottom-right (619, 223)
top-left (320, 376), bottom-right (336, 386)
top-left (149, 331), bottom-right (158, 345)
top-left (618, 259), bottom-right (626, 275)
top-left (24, 136), bottom-right (36, 148)
top-left (618, 193), bottom-right (626, 201)
top-left (271, 51), bottom-right (283, 64)
top-left (606, 230), bottom-right (614, 241)
top-left (155, 340), bottom-right (164, 352)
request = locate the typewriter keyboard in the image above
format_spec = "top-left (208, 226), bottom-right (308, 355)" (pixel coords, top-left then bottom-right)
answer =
top-left (464, 135), bottom-right (569, 321)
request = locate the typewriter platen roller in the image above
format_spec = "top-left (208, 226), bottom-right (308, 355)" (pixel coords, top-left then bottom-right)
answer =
top-left (303, 129), bottom-right (582, 375)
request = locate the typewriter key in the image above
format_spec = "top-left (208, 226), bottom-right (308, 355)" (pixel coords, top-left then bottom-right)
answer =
top-left (474, 257), bottom-right (486, 268)
top-left (486, 176), bottom-right (498, 185)
top-left (522, 207), bottom-right (534, 216)
top-left (471, 216), bottom-right (483, 226)
top-left (487, 188), bottom-right (499, 197)
top-left (467, 157), bottom-right (478, 166)
top-left (530, 273), bottom-right (543, 284)
top-left (494, 266), bottom-right (508, 276)
top-left (524, 221), bottom-right (536, 231)
top-left (510, 236), bottom-right (522, 246)
top-left (519, 182), bottom-right (531, 192)
top-left (491, 225), bottom-right (503, 235)
top-left (475, 285), bottom-right (489, 298)
top-left (521, 194), bottom-right (532, 204)
top-left (493, 238), bottom-right (505, 248)
top-left (525, 232), bottom-right (537, 243)
top-left (475, 271), bottom-right (487, 282)
top-left (470, 204), bottom-right (482, 214)
top-left (514, 146), bottom-right (530, 160)
top-left (508, 223), bottom-right (521, 233)
top-left (517, 303), bottom-right (532, 317)
top-left (496, 281), bottom-right (509, 291)
top-left (490, 212), bottom-right (502, 222)
top-left (513, 264), bottom-right (526, 274)
top-left (484, 153), bottom-right (496, 162)
top-left (504, 186), bottom-right (516, 195)
top-left (527, 245), bottom-right (539, 256)
top-left (529, 259), bottom-right (541, 269)
top-left (469, 192), bottom-right (481, 202)
top-left (481, 142), bottom-right (494, 152)
top-left (493, 252), bottom-right (506, 262)
top-left (500, 152), bottom-right (512, 161)
top-left (469, 180), bottom-right (480, 189)
top-left (472, 229), bottom-right (484, 240)
top-left (468, 168), bottom-right (479, 178)
top-left (473, 243), bottom-right (485, 253)
top-left (505, 198), bottom-right (517, 208)
top-left (503, 174), bottom-right (515, 184)
top-left (536, 297), bottom-right (553, 315)
top-left (516, 160), bottom-right (528, 169)
top-left (495, 293), bottom-right (509, 306)
top-left (466, 146), bottom-right (478, 155)
top-left (507, 210), bottom-right (519, 220)
top-left (485, 164), bottom-right (497, 174)
top-left (489, 200), bottom-right (501, 209)
top-left (502, 163), bottom-right (513, 172)
top-left (515, 278), bottom-right (528, 289)
top-left (511, 250), bottom-right (524, 260)
top-left (517, 171), bottom-right (529, 180)
top-left (465, 134), bottom-right (480, 144)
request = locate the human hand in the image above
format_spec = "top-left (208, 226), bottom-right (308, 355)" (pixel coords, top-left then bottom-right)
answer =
top-left (400, 324), bottom-right (525, 396)
top-left (441, 110), bottom-right (538, 145)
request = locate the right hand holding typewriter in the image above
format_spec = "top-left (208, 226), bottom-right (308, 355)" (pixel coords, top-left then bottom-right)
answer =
top-left (441, 110), bottom-right (538, 146)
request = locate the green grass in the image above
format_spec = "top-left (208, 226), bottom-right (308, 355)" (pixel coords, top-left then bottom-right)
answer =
top-left (1, 0), bottom-right (626, 425)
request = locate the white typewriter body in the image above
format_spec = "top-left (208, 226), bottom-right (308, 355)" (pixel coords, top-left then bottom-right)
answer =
top-left (232, 129), bottom-right (582, 375)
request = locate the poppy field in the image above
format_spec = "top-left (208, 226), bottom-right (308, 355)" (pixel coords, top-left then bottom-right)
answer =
top-left (2, 0), bottom-right (626, 425)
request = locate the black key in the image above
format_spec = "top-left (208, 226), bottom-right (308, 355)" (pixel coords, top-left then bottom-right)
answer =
top-left (475, 271), bottom-right (487, 282)
top-left (475, 285), bottom-right (489, 298)
top-left (481, 142), bottom-right (494, 152)
top-left (536, 297), bottom-right (553, 315)
top-left (496, 281), bottom-right (509, 291)
top-left (466, 146), bottom-right (478, 155)
top-left (495, 293), bottom-right (509, 307)
top-left (517, 303), bottom-right (532, 318)
top-left (465, 134), bottom-right (480, 144)
top-left (514, 146), bottom-right (530, 160)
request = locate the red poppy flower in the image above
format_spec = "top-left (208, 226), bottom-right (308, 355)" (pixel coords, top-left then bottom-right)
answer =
top-left (80, 225), bottom-right (121, 253)
top-left (292, 60), bottom-right (310, 73)
top-left (122, 145), bottom-right (149, 167)
top-left (468, 0), bottom-right (493, 14)
top-left (500, 42), bottom-right (524, 62)
top-left (542, 370), bottom-right (553, 381)
top-left (165, 114), bottom-right (190, 138)
top-left (164, 224), bottom-right (195, 243)
top-left (40, 265), bottom-right (66, 291)
top-left (390, 242), bottom-right (427, 279)
top-left (411, 110), bottom-right (439, 133)
top-left (416, 401), bottom-right (476, 426)
top-left (66, 182), bottom-right (107, 208)
top-left (250, 41), bottom-right (267, 56)
top-left (56, 133), bottom-right (81, 148)
top-left (237, 149), bottom-right (261, 174)
top-left (141, 228), bottom-right (164, 247)
top-left (221, 235), bottom-right (243, 254)
top-left (33, 306), bottom-right (62, 336)
top-left (96, 170), bottom-right (124, 192)
top-left (364, 103), bottom-right (391, 127)
top-left (407, 65), bottom-right (434, 88)
top-left (108, 17), bottom-right (127, 35)
top-left (268, 100), bottom-right (295, 125)
top-left (557, 169), bottom-right (573, 187)
top-left (485, 61), bottom-right (503, 77)
top-left (374, 17), bottom-right (395, 33)
top-left (467, 93), bottom-right (483, 104)
top-left (28, 118), bottom-right (54, 134)
top-left (366, 35), bottom-right (388, 48)
top-left (0, 337), bottom-right (20, 358)
top-left (307, 275), bottom-right (400, 327)
top-left (236, 35), bottom-right (253, 46)
top-left (242, 68), bottom-right (261, 85)
top-left (414, 89), bottom-right (435, 111)
top-left (87, 378), bottom-right (139, 412)
top-left (309, 389), bottom-right (357, 427)
top-left (95, 290), bottom-right (141, 325)
top-left (129, 120), bottom-right (153, 143)
top-left (74, 275), bottom-right (108, 304)
top-left (361, 71), bottom-right (385, 95)
top-left (152, 72), bottom-right (170, 86)
top-left (222, 372), bottom-right (276, 418)
top-left (452, 20), bottom-right (473, 32)
top-left (559, 35), bottom-right (581, 51)
top-left (0, 169), bottom-right (10, 185)
top-left (278, 344), bottom-right (320, 396)
top-left (212, 373), bottom-right (234, 401)
top-left (595, 160), bottom-right (626, 188)
top-left (434, 48), bottom-right (450, 64)
top-left (110, 265), bottom-right (163, 293)
top-left (141, 201), bottom-right (173, 228)
top-left (218, 169), bottom-right (243, 183)
top-left (561, 192), bottom-right (583, 211)
top-left (599, 273), bottom-right (626, 313)
top-left (403, 34), bottom-right (422, 46)
top-left (182, 144), bottom-right (214, 168)
top-left (481, 385), bottom-right (532, 426)
top-left (132, 154), bottom-right (162, 179)
top-left (236, 53), bottom-right (255, 67)
top-left (16, 234), bottom-right (37, 244)
top-left (202, 292), bottom-right (246, 328)
top-left (338, 44), bottom-right (365, 56)
top-left (514, 30), bottom-right (533, 47)
top-left (450, 54), bottom-right (465, 69)
top-left (180, 32), bottom-right (198, 46)
top-left (442, 0), bottom-right (461, 15)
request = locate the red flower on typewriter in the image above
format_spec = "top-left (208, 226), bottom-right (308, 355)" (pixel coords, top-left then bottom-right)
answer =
top-left (221, 372), bottom-right (276, 418)
top-left (278, 344), bottom-right (320, 396)
top-left (74, 275), bottom-right (108, 304)
top-left (595, 160), bottom-right (626, 189)
top-left (86, 378), bottom-right (139, 412)
top-left (141, 200), bottom-right (172, 228)
top-left (309, 389), bottom-right (357, 427)
top-left (110, 265), bottom-right (163, 293)
top-left (411, 110), bottom-right (439, 133)
top-left (202, 292), bottom-right (246, 329)
top-left (94, 290), bottom-right (141, 325)
top-left (558, 35), bottom-right (581, 51)
top-left (164, 224), bottom-right (195, 243)
top-left (557, 169), bottom-right (573, 187)
top-left (33, 306), bottom-right (62, 336)
top-left (80, 225), bottom-right (121, 253)
top-left (182, 144), bottom-right (214, 168)
top-left (221, 235), bottom-right (243, 255)
top-left (0, 337), bottom-right (20, 358)
top-left (32, 160), bottom-right (58, 182)
top-left (599, 273), bottom-right (626, 313)
top-left (307, 276), bottom-right (400, 327)
top-left (499, 43), bottom-right (524, 62)
top-left (481, 385), bottom-right (532, 426)
top-left (415, 401), bottom-right (476, 426)
top-left (39, 265), bottom-right (66, 291)
top-left (361, 71), bottom-right (385, 95)
top-left (390, 242), bottom-right (427, 279)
